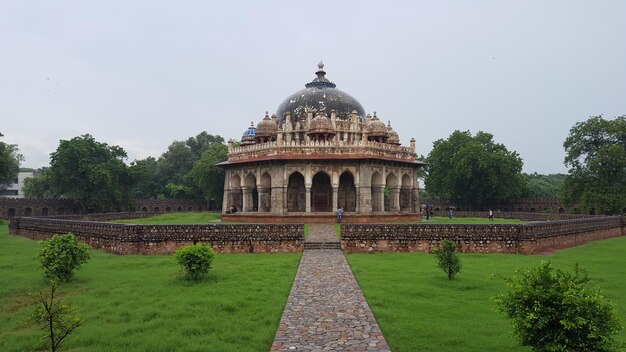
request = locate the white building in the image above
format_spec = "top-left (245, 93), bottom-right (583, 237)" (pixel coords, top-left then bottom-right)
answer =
top-left (0, 171), bottom-right (34, 198)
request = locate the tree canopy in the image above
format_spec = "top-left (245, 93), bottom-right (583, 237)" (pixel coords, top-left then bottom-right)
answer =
top-left (128, 132), bottom-right (226, 200)
top-left (47, 134), bottom-right (132, 212)
top-left (0, 133), bottom-right (23, 190)
top-left (523, 173), bottom-right (566, 199)
top-left (424, 130), bottom-right (526, 209)
top-left (562, 115), bottom-right (626, 215)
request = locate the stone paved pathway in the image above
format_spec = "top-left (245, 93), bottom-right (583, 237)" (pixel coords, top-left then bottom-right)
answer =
top-left (271, 224), bottom-right (391, 351)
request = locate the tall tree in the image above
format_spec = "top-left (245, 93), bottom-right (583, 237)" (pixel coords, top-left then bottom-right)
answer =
top-left (156, 132), bottom-right (225, 199)
top-left (128, 157), bottom-right (161, 199)
top-left (0, 133), bottom-right (23, 190)
top-left (524, 173), bottom-right (567, 199)
top-left (425, 130), bottom-right (526, 209)
top-left (188, 143), bottom-right (228, 208)
top-left (48, 134), bottom-right (132, 212)
top-left (562, 115), bottom-right (626, 215)
top-left (22, 167), bottom-right (60, 199)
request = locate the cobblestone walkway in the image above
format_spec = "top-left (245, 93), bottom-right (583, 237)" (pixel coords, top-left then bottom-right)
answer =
top-left (271, 224), bottom-right (390, 351)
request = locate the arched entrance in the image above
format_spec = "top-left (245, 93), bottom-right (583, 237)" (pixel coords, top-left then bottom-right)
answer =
top-left (385, 173), bottom-right (398, 211)
top-left (338, 172), bottom-right (356, 212)
top-left (400, 174), bottom-right (412, 211)
top-left (287, 172), bottom-right (305, 212)
top-left (8, 208), bottom-right (16, 218)
top-left (311, 172), bottom-right (331, 212)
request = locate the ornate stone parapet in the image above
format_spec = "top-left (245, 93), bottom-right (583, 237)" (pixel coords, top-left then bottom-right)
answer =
top-left (226, 140), bottom-right (419, 163)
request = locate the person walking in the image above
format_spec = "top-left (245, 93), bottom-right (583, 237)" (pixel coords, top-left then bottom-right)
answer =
top-left (337, 206), bottom-right (343, 223)
top-left (488, 209), bottom-right (493, 221)
top-left (448, 208), bottom-right (453, 219)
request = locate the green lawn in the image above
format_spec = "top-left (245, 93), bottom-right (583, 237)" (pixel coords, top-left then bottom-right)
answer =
top-left (347, 236), bottom-right (626, 352)
top-left (112, 211), bottom-right (222, 224)
top-left (0, 220), bottom-right (301, 352)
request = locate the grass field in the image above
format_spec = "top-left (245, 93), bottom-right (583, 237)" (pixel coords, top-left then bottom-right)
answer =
top-left (111, 212), bottom-right (222, 224)
top-left (4, 213), bottom-right (624, 351)
top-left (347, 236), bottom-right (626, 352)
top-left (0, 220), bottom-right (301, 352)
top-left (419, 216), bottom-right (525, 224)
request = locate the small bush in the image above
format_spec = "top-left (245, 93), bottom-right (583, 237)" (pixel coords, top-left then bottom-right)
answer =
top-left (175, 243), bottom-right (215, 281)
top-left (39, 234), bottom-right (91, 282)
top-left (431, 239), bottom-right (462, 280)
top-left (31, 280), bottom-right (83, 352)
top-left (495, 261), bottom-right (622, 352)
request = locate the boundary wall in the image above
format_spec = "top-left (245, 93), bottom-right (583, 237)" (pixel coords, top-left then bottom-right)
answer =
top-left (9, 215), bottom-right (303, 255)
top-left (341, 216), bottom-right (624, 254)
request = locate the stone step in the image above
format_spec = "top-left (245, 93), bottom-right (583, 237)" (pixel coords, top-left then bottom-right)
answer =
top-left (304, 242), bottom-right (342, 250)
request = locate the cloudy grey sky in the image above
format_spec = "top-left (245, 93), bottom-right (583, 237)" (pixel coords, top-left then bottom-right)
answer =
top-left (1, 1), bottom-right (624, 174)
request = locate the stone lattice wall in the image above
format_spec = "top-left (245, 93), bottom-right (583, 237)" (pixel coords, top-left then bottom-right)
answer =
top-left (341, 216), bottom-right (624, 254)
top-left (431, 211), bottom-right (595, 221)
top-left (9, 217), bottom-right (304, 255)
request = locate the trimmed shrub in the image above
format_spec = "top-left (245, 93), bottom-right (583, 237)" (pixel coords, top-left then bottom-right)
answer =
top-left (496, 261), bottom-right (621, 352)
top-left (175, 243), bottom-right (216, 281)
top-left (39, 234), bottom-right (91, 282)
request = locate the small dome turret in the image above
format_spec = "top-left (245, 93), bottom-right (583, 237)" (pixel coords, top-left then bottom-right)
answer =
top-left (241, 122), bottom-right (257, 145)
top-left (387, 121), bottom-right (400, 145)
top-left (367, 112), bottom-right (388, 142)
top-left (256, 111), bottom-right (278, 142)
top-left (307, 113), bottom-right (336, 141)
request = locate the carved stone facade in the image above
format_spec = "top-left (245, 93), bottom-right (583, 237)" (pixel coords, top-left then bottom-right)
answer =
top-left (219, 63), bottom-right (426, 220)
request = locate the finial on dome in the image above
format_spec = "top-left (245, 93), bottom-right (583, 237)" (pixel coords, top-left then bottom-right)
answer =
top-left (318, 60), bottom-right (324, 69)
top-left (264, 111), bottom-right (270, 120)
top-left (388, 120), bottom-right (391, 127)
top-left (250, 121), bottom-right (254, 126)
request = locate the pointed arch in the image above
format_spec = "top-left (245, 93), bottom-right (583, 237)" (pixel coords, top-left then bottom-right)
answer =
top-left (311, 171), bottom-right (332, 212)
top-left (287, 172), bottom-right (305, 212)
top-left (338, 171), bottom-right (356, 212)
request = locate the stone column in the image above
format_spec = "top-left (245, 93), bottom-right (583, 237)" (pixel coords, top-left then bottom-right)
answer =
top-left (355, 186), bottom-right (361, 212)
top-left (222, 189), bottom-right (231, 213)
top-left (391, 186), bottom-right (401, 211)
top-left (305, 186), bottom-right (311, 213)
top-left (271, 186), bottom-right (284, 214)
top-left (258, 187), bottom-right (269, 212)
top-left (242, 187), bottom-right (251, 212)
top-left (332, 186), bottom-right (339, 212)
top-left (374, 186), bottom-right (385, 212)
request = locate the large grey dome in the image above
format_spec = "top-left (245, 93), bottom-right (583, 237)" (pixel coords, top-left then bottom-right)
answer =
top-left (275, 62), bottom-right (366, 125)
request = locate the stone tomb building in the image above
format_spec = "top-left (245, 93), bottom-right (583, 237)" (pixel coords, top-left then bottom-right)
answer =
top-left (219, 63), bottom-right (426, 222)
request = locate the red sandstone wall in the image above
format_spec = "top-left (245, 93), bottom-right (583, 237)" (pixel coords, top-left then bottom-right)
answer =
top-left (9, 217), bottom-right (304, 255)
top-left (341, 216), bottom-right (624, 254)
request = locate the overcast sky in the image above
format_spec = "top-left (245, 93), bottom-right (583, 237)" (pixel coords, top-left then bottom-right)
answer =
top-left (1, 1), bottom-right (624, 174)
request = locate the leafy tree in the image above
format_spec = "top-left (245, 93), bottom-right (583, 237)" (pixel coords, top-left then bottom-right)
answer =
top-left (562, 115), bottom-right (626, 215)
top-left (523, 173), bottom-right (566, 199)
top-left (496, 261), bottom-right (621, 352)
top-left (128, 157), bottom-right (161, 199)
top-left (39, 234), bottom-right (91, 282)
top-left (431, 239), bottom-right (462, 280)
top-left (188, 143), bottom-right (228, 207)
top-left (155, 132), bottom-right (225, 200)
top-left (425, 130), bottom-right (526, 209)
top-left (22, 168), bottom-right (60, 199)
top-left (48, 134), bottom-right (132, 212)
top-left (31, 280), bottom-right (83, 352)
top-left (0, 132), bottom-right (23, 190)
top-left (175, 243), bottom-right (216, 281)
